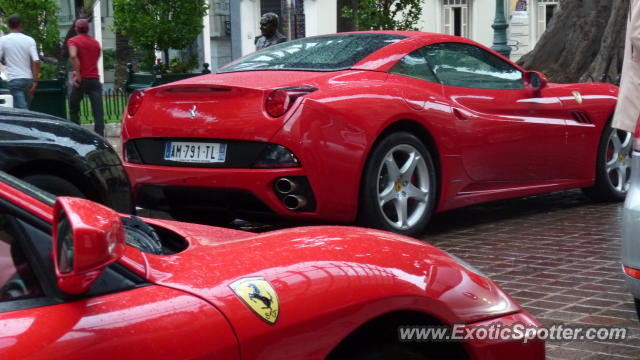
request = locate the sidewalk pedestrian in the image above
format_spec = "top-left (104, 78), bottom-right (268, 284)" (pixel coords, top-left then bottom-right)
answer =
top-left (0, 14), bottom-right (40, 109)
top-left (68, 18), bottom-right (104, 136)
top-left (612, 0), bottom-right (640, 133)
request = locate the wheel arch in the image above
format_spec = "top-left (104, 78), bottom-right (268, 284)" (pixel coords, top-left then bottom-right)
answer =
top-left (325, 310), bottom-right (468, 360)
top-left (358, 119), bottom-right (443, 211)
top-left (7, 159), bottom-right (104, 203)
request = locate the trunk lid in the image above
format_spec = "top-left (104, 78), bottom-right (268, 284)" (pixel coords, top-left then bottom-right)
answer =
top-left (126, 71), bottom-right (333, 141)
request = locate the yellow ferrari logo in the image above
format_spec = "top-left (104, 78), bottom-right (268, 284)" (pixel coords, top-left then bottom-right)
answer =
top-left (230, 277), bottom-right (279, 324)
top-left (572, 91), bottom-right (583, 104)
top-left (395, 182), bottom-right (402, 192)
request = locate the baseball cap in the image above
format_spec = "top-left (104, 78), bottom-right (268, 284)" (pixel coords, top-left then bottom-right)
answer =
top-left (75, 19), bottom-right (89, 33)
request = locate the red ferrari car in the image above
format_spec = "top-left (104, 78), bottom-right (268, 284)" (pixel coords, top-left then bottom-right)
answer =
top-left (0, 171), bottom-right (543, 359)
top-left (122, 31), bottom-right (625, 235)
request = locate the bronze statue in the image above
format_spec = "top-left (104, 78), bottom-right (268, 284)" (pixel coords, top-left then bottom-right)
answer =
top-left (255, 13), bottom-right (287, 50)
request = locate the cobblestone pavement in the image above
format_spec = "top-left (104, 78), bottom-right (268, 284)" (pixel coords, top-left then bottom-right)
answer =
top-left (424, 190), bottom-right (639, 360)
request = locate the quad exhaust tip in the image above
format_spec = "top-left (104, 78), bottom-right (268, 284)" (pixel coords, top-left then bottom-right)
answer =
top-left (275, 177), bottom-right (298, 194)
top-left (283, 195), bottom-right (307, 211)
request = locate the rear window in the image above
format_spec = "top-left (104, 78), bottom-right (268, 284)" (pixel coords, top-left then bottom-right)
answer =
top-left (219, 33), bottom-right (406, 73)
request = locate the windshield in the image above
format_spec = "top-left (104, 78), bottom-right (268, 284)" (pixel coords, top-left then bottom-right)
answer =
top-left (219, 33), bottom-right (406, 73)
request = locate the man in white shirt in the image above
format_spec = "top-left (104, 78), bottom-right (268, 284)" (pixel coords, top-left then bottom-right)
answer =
top-left (0, 14), bottom-right (40, 109)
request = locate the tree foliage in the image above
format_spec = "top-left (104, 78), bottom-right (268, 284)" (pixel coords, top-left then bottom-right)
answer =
top-left (0, 0), bottom-right (60, 53)
top-left (113, 0), bottom-right (208, 62)
top-left (342, 0), bottom-right (423, 31)
top-left (518, 0), bottom-right (627, 84)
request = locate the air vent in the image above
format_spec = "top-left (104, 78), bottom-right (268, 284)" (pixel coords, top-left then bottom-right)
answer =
top-left (571, 111), bottom-right (592, 124)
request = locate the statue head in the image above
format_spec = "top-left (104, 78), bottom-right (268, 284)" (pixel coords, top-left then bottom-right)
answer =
top-left (260, 12), bottom-right (279, 38)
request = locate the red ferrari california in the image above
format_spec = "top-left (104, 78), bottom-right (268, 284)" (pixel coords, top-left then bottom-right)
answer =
top-left (0, 171), bottom-right (543, 359)
top-left (122, 31), bottom-right (625, 235)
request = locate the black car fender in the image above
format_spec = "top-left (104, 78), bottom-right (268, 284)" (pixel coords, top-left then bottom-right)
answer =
top-left (0, 111), bottom-right (133, 213)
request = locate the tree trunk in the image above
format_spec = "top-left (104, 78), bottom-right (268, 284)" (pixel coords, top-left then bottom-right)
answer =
top-left (164, 48), bottom-right (170, 66)
top-left (517, 0), bottom-right (628, 84)
top-left (114, 31), bottom-right (136, 89)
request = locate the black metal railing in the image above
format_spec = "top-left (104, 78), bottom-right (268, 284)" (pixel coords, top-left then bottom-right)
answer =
top-left (75, 87), bottom-right (128, 124)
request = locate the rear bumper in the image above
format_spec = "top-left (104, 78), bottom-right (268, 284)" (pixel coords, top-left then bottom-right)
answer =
top-left (623, 154), bottom-right (640, 298)
top-left (464, 311), bottom-right (544, 360)
top-left (624, 271), bottom-right (640, 299)
top-left (125, 163), bottom-right (347, 221)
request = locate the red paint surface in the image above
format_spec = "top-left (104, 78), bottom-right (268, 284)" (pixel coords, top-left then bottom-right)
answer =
top-left (0, 177), bottom-right (543, 359)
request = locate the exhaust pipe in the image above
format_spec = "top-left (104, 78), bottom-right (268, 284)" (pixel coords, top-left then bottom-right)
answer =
top-left (275, 177), bottom-right (298, 194)
top-left (283, 195), bottom-right (307, 211)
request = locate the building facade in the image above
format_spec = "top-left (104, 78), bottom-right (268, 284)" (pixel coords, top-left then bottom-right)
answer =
top-left (405, 0), bottom-right (559, 61)
top-left (227, 0), bottom-right (558, 63)
top-left (52, 0), bottom-right (559, 83)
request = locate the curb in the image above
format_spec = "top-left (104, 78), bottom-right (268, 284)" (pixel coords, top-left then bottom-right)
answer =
top-left (82, 123), bottom-right (121, 137)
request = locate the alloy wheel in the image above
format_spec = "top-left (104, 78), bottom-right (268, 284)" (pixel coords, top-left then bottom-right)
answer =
top-left (376, 144), bottom-right (430, 230)
top-left (605, 129), bottom-right (632, 193)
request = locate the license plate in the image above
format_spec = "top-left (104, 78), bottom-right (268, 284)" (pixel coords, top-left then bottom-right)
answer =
top-left (164, 141), bottom-right (227, 163)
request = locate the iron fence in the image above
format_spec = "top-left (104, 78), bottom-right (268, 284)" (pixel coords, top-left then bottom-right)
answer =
top-left (74, 87), bottom-right (129, 124)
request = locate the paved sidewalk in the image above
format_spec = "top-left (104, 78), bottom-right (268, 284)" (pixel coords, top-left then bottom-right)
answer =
top-left (424, 190), bottom-right (639, 360)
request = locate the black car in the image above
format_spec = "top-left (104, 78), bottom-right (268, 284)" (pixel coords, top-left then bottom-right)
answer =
top-left (0, 107), bottom-right (132, 213)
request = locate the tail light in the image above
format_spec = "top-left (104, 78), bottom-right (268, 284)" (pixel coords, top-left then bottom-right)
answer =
top-left (265, 86), bottom-right (317, 118)
top-left (633, 120), bottom-right (640, 152)
top-left (127, 90), bottom-right (145, 117)
top-left (624, 265), bottom-right (640, 279)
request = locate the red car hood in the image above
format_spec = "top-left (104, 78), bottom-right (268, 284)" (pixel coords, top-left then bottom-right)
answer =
top-left (123, 71), bottom-right (337, 142)
top-left (139, 222), bottom-right (520, 325)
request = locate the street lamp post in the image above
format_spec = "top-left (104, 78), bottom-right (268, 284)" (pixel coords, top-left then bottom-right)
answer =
top-left (491, 0), bottom-right (511, 59)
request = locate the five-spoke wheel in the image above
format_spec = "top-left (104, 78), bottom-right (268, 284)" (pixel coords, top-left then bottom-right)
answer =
top-left (376, 144), bottom-right (431, 231)
top-left (605, 128), bottom-right (632, 193)
top-left (584, 123), bottom-right (632, 201)
top-left (360, 132), bottom-right (436, 236)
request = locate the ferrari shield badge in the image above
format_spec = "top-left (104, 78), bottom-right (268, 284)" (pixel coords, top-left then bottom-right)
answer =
top-left (572, 91), bottom-right (583, 104)
top-left (230, 277), bottom-right (279, 324)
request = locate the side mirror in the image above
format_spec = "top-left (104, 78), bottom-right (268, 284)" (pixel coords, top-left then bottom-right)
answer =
top-left (523, 71), bottom-right (548, 93)
top-left (53, 197), bottom-right (126, 295)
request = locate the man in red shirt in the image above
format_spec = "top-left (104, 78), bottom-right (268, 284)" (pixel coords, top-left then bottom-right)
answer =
top-left (67, 18), bottom-right (103, 136)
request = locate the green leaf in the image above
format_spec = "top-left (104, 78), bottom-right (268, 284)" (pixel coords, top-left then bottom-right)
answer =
top-left (342, 0), bottom-right (423, 31)
top-left (0, 0), bottom-right (60, 53)
top-left (112, 0), bottom-right (208, 57)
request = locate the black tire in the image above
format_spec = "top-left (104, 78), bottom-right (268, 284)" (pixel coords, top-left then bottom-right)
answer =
top-left (353, 344), bottom-right (429, 360)
top-left (359, 132), bottom-right (437, 236)
top-left (635, 298), bottom-right (640, 322)
top-left (21, 174), bottom-right (85, 198)
top-left (583, 123), bottom-right (631, 202)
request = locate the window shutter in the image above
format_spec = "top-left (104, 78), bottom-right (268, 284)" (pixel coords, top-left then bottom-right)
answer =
top-left (537, 4), bottom-right (546, 40)
top-left (462, 6), bottom-right (468, 38)
top-left (444, 7), bottom-right (452, 35)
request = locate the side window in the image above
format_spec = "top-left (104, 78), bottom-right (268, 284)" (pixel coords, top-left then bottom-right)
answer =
top-left (423, 43), bottom-right (523, 90)
top-left (0, 215), bottom-right (43, 301)
top-left (389, 48), bottom-right (439, 83)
